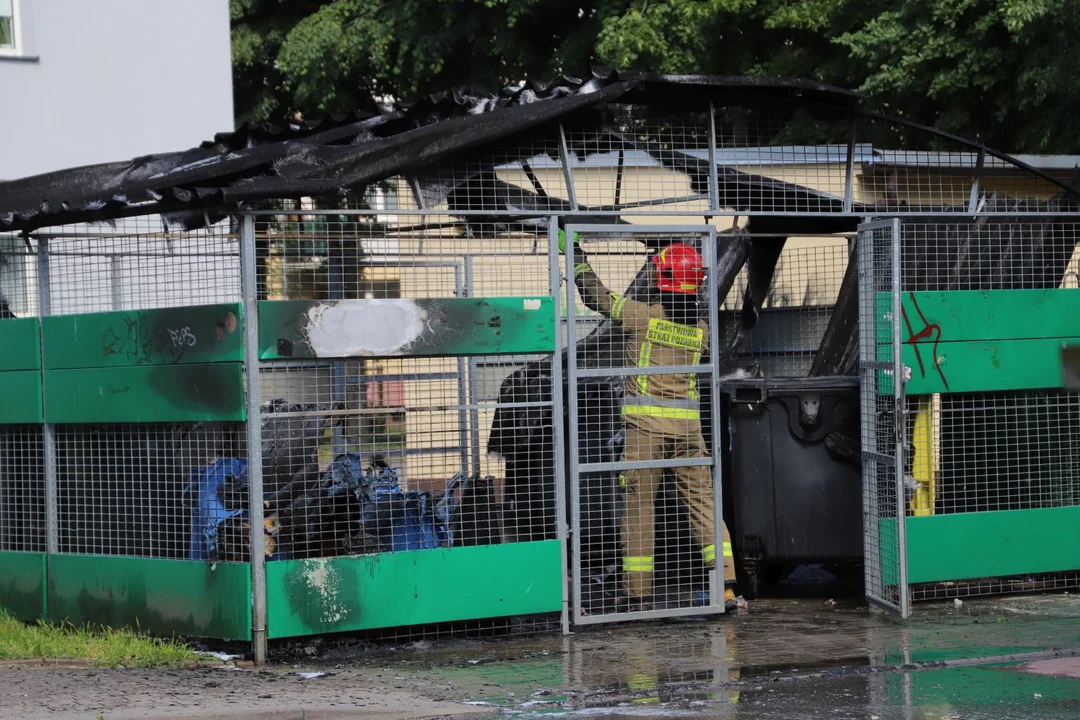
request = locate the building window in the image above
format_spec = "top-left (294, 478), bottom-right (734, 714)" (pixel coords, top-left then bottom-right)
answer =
top-left (0, 0), bottom-right (15, 50)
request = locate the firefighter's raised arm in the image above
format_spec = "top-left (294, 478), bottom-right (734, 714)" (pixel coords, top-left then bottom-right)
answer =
top-left (561, 229), bottom-right (627, 319)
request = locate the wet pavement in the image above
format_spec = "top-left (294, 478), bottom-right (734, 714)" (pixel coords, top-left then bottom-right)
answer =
top-left (282, 594), bottom-right (1080, 719)
top-left (7, 594), bottom-right (1080, 718)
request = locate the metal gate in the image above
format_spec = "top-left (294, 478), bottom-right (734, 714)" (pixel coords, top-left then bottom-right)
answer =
top-left (857, 218), bottom-right (910, 616)
top-left (563, 224), bottom-right (725, 624)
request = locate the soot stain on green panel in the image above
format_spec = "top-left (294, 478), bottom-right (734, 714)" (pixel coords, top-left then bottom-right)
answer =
top-left (0, 554), bottom-right (45, 621)
top-left (147, 364), bottom-right (243, 414)
top-left (50, 558), bottom-right (250, 640)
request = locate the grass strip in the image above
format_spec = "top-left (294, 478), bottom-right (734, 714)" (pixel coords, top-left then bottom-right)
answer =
top-left (0, 610), bottom-right (196, 667)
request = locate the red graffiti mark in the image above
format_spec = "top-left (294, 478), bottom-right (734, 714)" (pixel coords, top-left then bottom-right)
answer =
top-left (901, 292), bottom-right (950, 391)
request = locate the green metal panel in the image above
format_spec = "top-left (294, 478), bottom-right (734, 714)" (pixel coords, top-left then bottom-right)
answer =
top-left (44, 363), bottom-right (245, 423)
top-left (265, 540), bottom-right (563, 638)
top-left (48, 555), bottom-right (251, 640)
top-left (901, 338), bottom-right (1074, 394)
top-left (883, 507), bottom-right (1080, 585)
top-left (259, 297), bottom-right (556, 360)
top-left (42, 303), bottom-right (243, 370)
top-left (0, 318), bottom-right (41, 371)
top-left (0, 370), bottom-right (43, 424)
top-left (878, 289), bottom-right (1080, 394)
top-left (897, 289), bottom-right (1080, 344)
top-left (0, 551), bottom-right (46, 621)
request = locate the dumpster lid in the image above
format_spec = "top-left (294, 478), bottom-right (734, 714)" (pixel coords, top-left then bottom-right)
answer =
top-left (720, 375), bottom-right (859, 397)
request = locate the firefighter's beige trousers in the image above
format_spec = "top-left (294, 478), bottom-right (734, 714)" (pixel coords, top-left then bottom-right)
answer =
top-left (620, 414), bottom-right (735, 598)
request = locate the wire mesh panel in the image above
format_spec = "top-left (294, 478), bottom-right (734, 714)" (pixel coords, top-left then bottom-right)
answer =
top-left (565, 224), bottom-right (725, 624)
top-left (0, 425), bottom-right (45, 553)
top-left (858, 218), bottom-right (908, 615)
top-left (721, 233), bottom-right (852, 377)
top-left (252, 213), bottom-right (562, 639)
top-left (55, 422), bottom-right (244, 559)
top-left (40, 217), bottom-right (240, 315)
top-left (38, 219), bottom-right (246, 562)
top-left (897, 219), bottom-right (1080, 600)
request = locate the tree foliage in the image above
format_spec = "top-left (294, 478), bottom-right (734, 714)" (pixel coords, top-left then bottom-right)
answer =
top-left (231, 0), bottom-right (1080, 152)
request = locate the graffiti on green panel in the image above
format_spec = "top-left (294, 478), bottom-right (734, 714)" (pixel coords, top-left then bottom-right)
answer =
top-left (882, 506), bottom-right (1080, 585)
top-left (259, 297), bottom-right (556, 360)
top-left (44, 363), bottom-right (245, 423)
top-left (877, 290), bottom-right (1080, 394)
top-left (0, 370), bottom-right (43, 423)
top-left (0, 551), bottom-right (46, 621)
top-left (265, 540), bottom-right (563, 638)
top-left (0, 318), bottom-right (41, 371)
top-left (48, 555), bottom-right (251, 640)
top-left (42, 303), bottom-right (243, 370)
top-left (897, 289), bottom-right (1080, 344)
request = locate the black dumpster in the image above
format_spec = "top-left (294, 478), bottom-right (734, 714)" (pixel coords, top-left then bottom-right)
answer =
top-left (722, 376), bottom-right (862, 598)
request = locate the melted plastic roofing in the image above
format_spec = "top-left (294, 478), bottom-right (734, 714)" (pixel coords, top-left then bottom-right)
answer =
top-left (0, 69), bottom-right (862, 233)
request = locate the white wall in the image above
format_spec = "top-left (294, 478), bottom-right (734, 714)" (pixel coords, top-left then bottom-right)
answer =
top-left (0, 0), bottom-right (233, 180)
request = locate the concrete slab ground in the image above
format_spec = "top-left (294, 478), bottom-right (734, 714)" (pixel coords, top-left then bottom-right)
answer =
top-left (3, 594), bottom-right (1080, 719)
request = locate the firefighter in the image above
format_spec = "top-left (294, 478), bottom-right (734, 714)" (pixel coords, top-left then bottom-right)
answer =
top-left (560, 229), bottom-right (739, 612)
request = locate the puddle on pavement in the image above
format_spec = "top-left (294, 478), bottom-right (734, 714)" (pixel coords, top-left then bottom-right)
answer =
top-left (269, 595), bottom-right (1080, 719)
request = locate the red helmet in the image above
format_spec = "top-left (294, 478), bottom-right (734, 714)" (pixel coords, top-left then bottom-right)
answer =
top-left (652, 243), bottom-right (705, 294)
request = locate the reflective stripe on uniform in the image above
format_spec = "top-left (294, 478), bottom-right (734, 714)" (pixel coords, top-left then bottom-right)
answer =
top-left (623, 556), bottom-right (654, 572)
top-left (636, 341), bottom-right (652, 394)
top-left (688, 349), bottom-right (701, 400)
top-left (701, 543), bottom-right (732, 564)
top-left (612, 295), bottom-right (628, 319)
top-left (618, 472), bottom-right (627, 487)
top-left (573, 263), bottom-right (592, 278)
top-left (622, 405), bottom-right (700, 420)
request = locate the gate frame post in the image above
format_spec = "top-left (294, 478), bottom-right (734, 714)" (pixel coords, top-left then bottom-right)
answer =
top-left (36, 236), bottom-right (57, 625)
top-left (889, 217), bottom-right (911, 619)
top-left (548, 216), bottom-right (571, 635)
top-left (239, 213), bottom-right (268, 662)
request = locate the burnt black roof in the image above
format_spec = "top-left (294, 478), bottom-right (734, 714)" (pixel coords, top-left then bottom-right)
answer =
top-left (0, 69), bottom-right (863, 233)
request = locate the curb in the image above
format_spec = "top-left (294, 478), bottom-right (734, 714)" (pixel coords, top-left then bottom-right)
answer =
top-left (0, 658), bottom-right (252, 669)
top-left (97, 709), bottom-right (499, 720)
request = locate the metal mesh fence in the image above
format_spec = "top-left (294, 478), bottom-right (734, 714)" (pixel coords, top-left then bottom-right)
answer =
top-left (253, 216), bottom-right (558, 567)
top-left (565, 226), bottom-right (725, 623)
top-left (859, 219), bottom-right (906, 614)
top-left (0, 425), bottom-right (45, 553)
top-left (39, 217), bottom-right (240, 314)
top-left (55, 422), bottom-right (245, 559)
top-left (722, 233), bottom-right (851, 377)
top-left (897, 220), bottom-right (1080, 599)
top-left (856, 117), bottom-right (1067, 209)
top-left (37, 219), bottom-right (245, 561)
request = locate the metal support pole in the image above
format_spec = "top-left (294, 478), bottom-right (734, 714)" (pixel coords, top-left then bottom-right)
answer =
top-left (967, 148), bottom-right (986, 214)
top-left (548, 216), bottom-right (571, 634)
top-left (328, 238), bottom-right (347, 458)
top-left (240, 214), bottom-right (268, 663)
top-left (36, 238), bottom-right (57, 566)
top-left (704, 227), bottom-right (723, 613)
top-left (558, 123), bottom-right (579, 211)
top-left (890, 217), bottom-right (910, 619)
top-left (564, 227), bottom-right (582, 624)
top-left (843, 117), bottom-right (857, 214)
top-left (707, 103), bottom-right (720, 212)
top-left (464, 258), bottom-right (482, 477)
